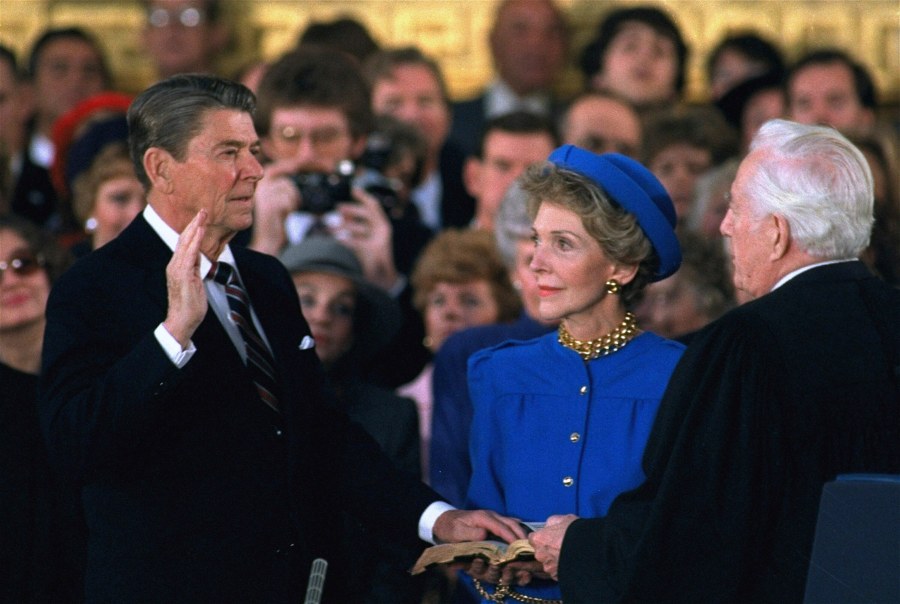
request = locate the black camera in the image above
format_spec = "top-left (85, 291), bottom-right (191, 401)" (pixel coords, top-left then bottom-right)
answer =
top-left (289, 155), bottom-right (404, 215)
top-left (288, 160), bottom-right (354, 215)
top-left (357, 133), bottom-right (404, 212)
top-left (354, 169), bottom-right (402, 213)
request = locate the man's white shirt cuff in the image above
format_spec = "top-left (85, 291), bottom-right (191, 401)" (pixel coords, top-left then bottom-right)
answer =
top-left (419, 500), bottom-right (455, 544)
top-left (154, 323), bottom-right (196, 368)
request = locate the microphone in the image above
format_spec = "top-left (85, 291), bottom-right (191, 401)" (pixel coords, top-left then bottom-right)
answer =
top-left (303, 558), bottom-right (328, 604)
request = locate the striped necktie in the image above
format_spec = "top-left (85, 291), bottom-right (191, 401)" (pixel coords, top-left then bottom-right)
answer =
top-left (210, 261), bottom-right (280, 413)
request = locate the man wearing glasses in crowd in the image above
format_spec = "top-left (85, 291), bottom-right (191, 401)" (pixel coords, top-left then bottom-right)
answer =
top-left (141, 0), bottom-right (229, 81)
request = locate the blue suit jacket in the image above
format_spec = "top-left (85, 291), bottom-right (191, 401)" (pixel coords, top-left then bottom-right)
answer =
top-left (430, 314), bottom-right (554, 505)
top-left (39, 215), bottom-right (439, 603)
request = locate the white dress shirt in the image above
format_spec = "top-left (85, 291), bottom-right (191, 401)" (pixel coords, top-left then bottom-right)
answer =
top-left (484, 79), bottom-right (552, 119)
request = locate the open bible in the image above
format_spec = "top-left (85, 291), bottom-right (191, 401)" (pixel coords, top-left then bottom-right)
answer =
top-left (411, 539), bottom-right (535, 575)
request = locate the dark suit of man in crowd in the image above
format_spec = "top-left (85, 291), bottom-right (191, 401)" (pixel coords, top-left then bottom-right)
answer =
top-left (38, 75), bottom-right (523, 603)
top-left (527, 119), bottom-right (900, 602)
top-left (449, 0), bottom-right (568, 157)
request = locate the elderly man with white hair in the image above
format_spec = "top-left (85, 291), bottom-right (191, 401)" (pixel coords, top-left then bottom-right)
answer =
top-left (526, 119), bottom-right (900, 603)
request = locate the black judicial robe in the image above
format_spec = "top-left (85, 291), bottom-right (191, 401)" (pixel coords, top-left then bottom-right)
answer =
top-left (558, 261), bottom-right (900, 603)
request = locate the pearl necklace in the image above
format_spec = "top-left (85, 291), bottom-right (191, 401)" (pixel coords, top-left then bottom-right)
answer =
top-left (558, 312), bottom-right (638, 361)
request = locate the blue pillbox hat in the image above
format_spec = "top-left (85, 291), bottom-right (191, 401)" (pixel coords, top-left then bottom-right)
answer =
top-left (548, 144), bottom-right (681, 281)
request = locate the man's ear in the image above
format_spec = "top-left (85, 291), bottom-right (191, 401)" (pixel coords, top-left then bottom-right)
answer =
top-left (590, 71), bottom-right (608, 93)
top-left (463, 157), bottom-right (483, 198)
top-left (260, 135), bottom-right (276, 161)
top-left (770, 213), bottom-right (791, 260)
top-left (349, 135), bottom-right (367, 162)
top-left (144, 147), bottom-right (174, 194)
top-left (862, 109), bottom-right (877, 130)
top-left (14, 81), bottom-right (34, 122)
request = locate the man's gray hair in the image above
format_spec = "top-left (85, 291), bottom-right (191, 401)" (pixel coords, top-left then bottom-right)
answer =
top-left (128, 74), bottom-right (256, 190)
top-left (745, 119), bottom-right (874, 259)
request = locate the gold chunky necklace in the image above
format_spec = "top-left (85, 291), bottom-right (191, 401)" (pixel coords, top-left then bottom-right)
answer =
top-left (558, 312), bottom-right (638, 361)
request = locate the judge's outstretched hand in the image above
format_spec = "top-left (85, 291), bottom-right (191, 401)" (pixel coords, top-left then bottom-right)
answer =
top-left (528, 514), bottom-right (578, 581)
top-left (433, 509), bottom-right (526, 545)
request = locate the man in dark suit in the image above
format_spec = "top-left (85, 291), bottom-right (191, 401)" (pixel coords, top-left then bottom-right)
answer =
top-left (524, 119), bottom-right (900, 602)
top-left (450, 0), bottom-right (568, 157)
top-left (38, 74), bottom-right (524, 603)
top-left (364, 46), bottom-right (477, 233)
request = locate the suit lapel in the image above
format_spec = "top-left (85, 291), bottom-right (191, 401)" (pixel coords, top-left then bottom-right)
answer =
top-left (117, 216), bottom-right (171, 315)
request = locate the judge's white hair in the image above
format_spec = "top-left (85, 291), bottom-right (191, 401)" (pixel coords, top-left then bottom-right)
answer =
top-left (744, 119), bottom-right (874, 259)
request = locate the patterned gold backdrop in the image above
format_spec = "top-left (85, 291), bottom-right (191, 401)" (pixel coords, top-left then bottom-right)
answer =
top-left (1, 0), bottom-right (898, 105)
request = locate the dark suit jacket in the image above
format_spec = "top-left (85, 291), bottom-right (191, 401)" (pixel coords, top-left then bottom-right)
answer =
top-left (11, 148), bottom-right (58, 228)
top-left (39, 215), bottom-right (440, 603)
top-left (325, 366), bottom-right (425, 602)
top-left (558, 261), bottom-right (900, 603)
top-left (437, 140), bottom-right (476, 230)
top-left (449, 92), bottom-right (566, 159)
top-left (449, 95), bottom-right (489, 159)
top-left (1, 364), bottom-right (83, 603)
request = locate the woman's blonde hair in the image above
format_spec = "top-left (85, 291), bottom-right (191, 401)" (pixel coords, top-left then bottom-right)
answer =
top-left (71, 142), bottom-right (136, 225)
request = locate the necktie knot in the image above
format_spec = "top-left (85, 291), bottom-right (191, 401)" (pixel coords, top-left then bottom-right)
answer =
top-left (210, 261), bottom-right (233, 285)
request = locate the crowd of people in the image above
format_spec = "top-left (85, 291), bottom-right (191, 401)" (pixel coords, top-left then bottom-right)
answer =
top-left (1, 0), bottom-right (898, 603)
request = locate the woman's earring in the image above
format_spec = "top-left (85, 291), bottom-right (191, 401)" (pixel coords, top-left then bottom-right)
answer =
top-left (604, 279), bottom-right (620, 295)
top-left (85, 217), bottom-right (98, 232)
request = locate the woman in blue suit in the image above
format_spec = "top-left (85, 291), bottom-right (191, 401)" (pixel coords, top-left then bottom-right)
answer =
top-left (464, 145), bottom-right (686, 603)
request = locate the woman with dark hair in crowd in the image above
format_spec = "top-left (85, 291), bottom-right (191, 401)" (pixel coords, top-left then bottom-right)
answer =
top-left (0, 214), bottom-right (79, 602)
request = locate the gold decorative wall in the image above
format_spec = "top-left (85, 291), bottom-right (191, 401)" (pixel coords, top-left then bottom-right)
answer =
top-left (1, 0), bottom-right (898, 104)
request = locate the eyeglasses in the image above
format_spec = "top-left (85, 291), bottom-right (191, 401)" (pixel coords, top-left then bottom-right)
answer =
top-left (0, 252), bottom-right (45, 281)
top-left (148, 7), bottom-right (205, 28)
top-left (272, 125), bottom-right (350, 152)
top-left (576, 135), bottom-right (637, 158)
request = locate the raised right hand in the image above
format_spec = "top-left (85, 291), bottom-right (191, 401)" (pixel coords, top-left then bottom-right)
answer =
top-left (163, 210), bottom-right (209, 347)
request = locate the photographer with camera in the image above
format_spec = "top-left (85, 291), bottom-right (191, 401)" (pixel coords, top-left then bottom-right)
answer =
top-left (250, 46), bottom-right (414, 293)
top-left (252, 45), bottom-right (433, 388)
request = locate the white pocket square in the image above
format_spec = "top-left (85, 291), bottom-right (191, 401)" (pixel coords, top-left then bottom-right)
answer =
top-left (299, 335), bottom-right (316, 350)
